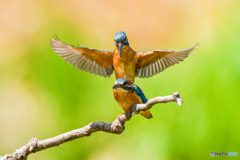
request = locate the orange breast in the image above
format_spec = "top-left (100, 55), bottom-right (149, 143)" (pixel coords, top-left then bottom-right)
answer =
top-left (113, 89), bottom-right (142, 112)
top-left (113, 46), bottom-right (138, 83)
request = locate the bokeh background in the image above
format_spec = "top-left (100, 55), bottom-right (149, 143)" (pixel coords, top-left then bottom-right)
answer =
top-left (0, 0), bottom-right (239, 159)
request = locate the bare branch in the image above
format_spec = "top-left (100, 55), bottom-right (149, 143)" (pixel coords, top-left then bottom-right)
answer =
top-left (0, 92), bottom-right (182, 160)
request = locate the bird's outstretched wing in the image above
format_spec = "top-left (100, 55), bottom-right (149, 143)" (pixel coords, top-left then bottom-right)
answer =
top-left (135, 43), bottom-right (198, 78)
top-left (50, 36), bottom-right (114, 77)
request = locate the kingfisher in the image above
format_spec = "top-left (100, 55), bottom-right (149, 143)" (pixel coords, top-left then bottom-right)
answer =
top-left (50, 31), bottom-right (197, 83)
top-left (112, 78), bottom-right (152, 119)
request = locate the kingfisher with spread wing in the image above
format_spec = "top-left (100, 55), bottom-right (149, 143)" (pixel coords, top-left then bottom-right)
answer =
top-left (50, 31), bottom-right (197, 83)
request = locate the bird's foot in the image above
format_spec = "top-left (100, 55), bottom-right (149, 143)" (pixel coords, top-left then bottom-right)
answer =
top-left (118, 113), bottom-right (124, 119)
top-left (127, 80), bottom-right (134, 84)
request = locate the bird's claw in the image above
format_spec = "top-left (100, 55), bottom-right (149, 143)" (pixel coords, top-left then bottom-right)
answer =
top-left (127, 80), bottom-right (134, 84)
top-left (118, 114), bottom-right (124, 119)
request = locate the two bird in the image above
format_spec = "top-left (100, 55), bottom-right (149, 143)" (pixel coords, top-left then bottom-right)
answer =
top-left (51, 31), bottom-right (197, 119)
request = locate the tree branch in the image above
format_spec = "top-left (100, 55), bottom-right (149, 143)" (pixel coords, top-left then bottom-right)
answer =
top-left (0, 92), bottom-right (182, 160)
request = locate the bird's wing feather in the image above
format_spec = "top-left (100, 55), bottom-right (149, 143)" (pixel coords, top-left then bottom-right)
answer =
top-left (132, 85), bottom-right (148, 103)
top-left (132, 85), bottom-right (153, 119)
top-left (50, 36), bottom-right (114, 77)
top-left (135, 43), bottom-right (198, 78)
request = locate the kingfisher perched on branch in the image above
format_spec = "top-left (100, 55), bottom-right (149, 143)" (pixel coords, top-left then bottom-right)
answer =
top-left (112, 78), bottom-right (152, 119)
top-left (51, 31), bottom-right (197, 83)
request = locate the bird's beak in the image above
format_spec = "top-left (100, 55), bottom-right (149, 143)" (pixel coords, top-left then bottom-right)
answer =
top-left (118, 42), bottom-right (123, 58)
top-left (112, 83), bottom-right (122, 89)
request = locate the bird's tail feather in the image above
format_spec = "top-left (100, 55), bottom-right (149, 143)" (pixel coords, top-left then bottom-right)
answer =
top-left (140, 110), bottom-right (153, 119)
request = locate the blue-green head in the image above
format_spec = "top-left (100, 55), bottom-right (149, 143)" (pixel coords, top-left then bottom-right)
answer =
top-left (112, 78), bottom-right (132, 91)
top-left (114, 31), bottom-right (129, 58)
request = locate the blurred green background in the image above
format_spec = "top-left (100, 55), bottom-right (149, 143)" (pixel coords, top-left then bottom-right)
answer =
top-left (0, 0), bottom-right (239, 159)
